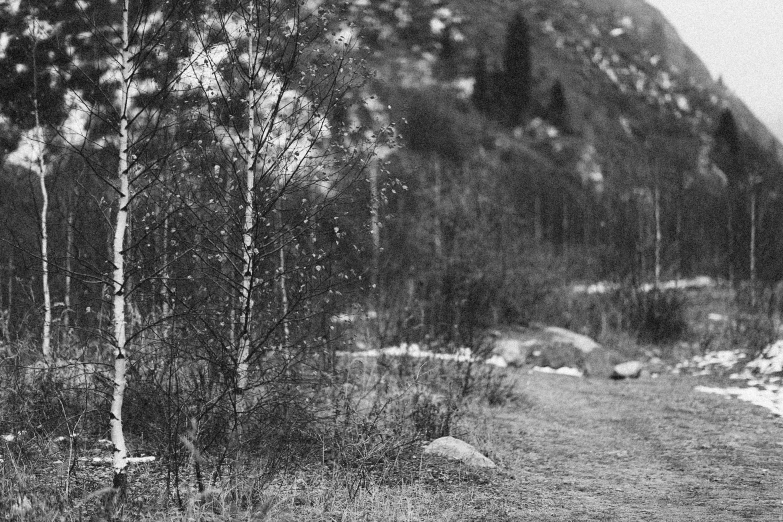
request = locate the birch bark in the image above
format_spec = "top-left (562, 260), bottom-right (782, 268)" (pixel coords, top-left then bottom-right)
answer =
top-left (236, 16), bottom-right (258, 418)
top-left (30, 22), bottom-right (52, 361)
top-left (109, 0), bottom-right (132, 498)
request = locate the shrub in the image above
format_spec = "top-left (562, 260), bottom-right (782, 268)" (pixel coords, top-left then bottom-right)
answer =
top-left (629, 289), bottom-right (688, 344)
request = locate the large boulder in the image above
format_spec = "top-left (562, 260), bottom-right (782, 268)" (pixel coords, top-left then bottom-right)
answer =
top-left (486, 325), bottom-right (606, 372)
top-left (542, 326), bottom-right (601, 353)
top-left (529, 342), bottom-right (584, 370)
top-left (423, 436), bottom-right (496, 468)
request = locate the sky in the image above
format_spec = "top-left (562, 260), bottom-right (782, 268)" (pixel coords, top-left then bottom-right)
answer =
top-left (645, 0), bottom-right (783, 142)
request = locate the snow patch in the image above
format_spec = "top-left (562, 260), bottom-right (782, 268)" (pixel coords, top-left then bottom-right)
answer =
top-left (696, 385), bottom-right (783, 417)
top-left (692, 340), bottom-right (783, 417)
top-left (339, 343), bottom-right (475, 363)
top-left (338, 343), bottom-right (507, 368)
top-left (675, 94), bottom-right (691, 113)
top-left (532, 366), bottom-right (583, 377)
top-left (451, 77), bottom-right (475, 99)
top-left (429, 18), bottom-right (446, 35)
top-left (572, 276), bottom-right (716, 295)
top-left (0, 33), bottom-right (10, 60)
top-left (747, 341), bottom-right (783, 375)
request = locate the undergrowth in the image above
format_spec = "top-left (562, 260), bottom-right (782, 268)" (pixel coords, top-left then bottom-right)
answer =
top-left (0, 341), bottom-right (519, 520)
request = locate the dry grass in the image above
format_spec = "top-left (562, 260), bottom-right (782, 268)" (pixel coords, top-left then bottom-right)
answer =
top-left (3, 339), bottom-right (783, 520)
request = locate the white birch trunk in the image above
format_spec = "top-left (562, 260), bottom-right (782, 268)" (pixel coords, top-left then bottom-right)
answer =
top-left (275, 207), bottom-right (289, 350)
top-left (0, 255), bottom-right (11, 343)
top-left (160, 204), bottom-right (170, 321)
top-left (110, 0), bottom-right (131, 495)
top-left (64, 203), bottom-right (74, 335)
top-left (369, 158), bottom-right (381, 294)
top-left (34, 122), bottom-right (52, 361)
top-left (31, 31), bottom-right (52, 361)
top-left (236, 25), bottom-right (257, 412)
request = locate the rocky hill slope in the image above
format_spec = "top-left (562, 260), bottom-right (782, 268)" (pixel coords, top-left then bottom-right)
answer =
top-left (343, 0), bottom-right (783, 298)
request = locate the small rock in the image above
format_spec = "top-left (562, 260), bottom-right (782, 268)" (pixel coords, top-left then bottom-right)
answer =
top-left (423, 436), bottom-right (496, 468)
top-left (491, 337), bottom-right (536, 367)
top-left (583, 349), bottom-right (623, 378)
top-left (613, 360), bottom-right (644, 379)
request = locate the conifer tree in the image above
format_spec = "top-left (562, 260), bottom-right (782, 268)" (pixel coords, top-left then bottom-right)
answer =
top-left (472, 51), bottom-right (490, 112)
top-left (502, 12), bottom-right (532, 125)
top-left (546, 79), bottom-right (569, 131)
top-left (714, 109), bottom-right (741, 185)
top-left (713, 108), bottom-right (742, 284)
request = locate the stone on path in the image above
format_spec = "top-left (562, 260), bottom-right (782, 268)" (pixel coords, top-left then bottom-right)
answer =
top-left (612, 360), bottom-right (644, 379)
top-left (423, 436), bottom-right (496, 468)
top-left (491, 337), bottom-right (537, 366)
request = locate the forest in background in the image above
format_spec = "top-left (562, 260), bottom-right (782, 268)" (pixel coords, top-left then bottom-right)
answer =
top-left (2, 0), bottom-right (783, 516)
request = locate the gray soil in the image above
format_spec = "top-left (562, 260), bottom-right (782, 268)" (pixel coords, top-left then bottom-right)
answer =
top-left (452, 372), bottom-right (783, 521)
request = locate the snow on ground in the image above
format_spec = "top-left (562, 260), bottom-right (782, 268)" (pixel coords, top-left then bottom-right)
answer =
top-left (337, 343), bottom-right (510, 367)
top-left (745, 340), bottom-right (783, 375)
top-left (675, 349), bottom-right (747, 376)
top-left (531, 366), bottom-right (583, 377)
top-left (571, 276), bottom-right (716, 295)
top-left (695, 385), bottom-right (783, 417)
top-left (337, 342), bottom-right (581, 374)
top-left (692, 341), bottom-right (783, 417)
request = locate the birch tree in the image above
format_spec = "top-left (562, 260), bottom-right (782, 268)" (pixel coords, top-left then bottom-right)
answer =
top-left (43, 0), bottom-right (196, 505)
top-left (1, 12), bottom-right (60, 360)
top-left (30, 17), bottom-right (52, 359)
top-left (170, 0), bottom-right (379, 462)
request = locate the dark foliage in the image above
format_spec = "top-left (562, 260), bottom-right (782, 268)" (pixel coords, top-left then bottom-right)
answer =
top-left (630, 289), bottom-right (688, 344)
top-left (545, 80), bottom-right (569, 132)
top-left (502, 13), bottom-right (533, 125)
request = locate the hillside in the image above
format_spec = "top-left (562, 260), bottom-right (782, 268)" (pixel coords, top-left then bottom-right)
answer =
top-left (330, 0), bottom-right (783, 343)
top-left (362, 0), bottom-right (780, 156)
top-left (583, 0), bottom-right (783, 161)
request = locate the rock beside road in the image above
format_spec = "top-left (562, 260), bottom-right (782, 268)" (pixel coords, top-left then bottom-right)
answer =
top-left (483, 326), bottom-right (653, 380)
top-left (583, 348), bottom-right (625, 378)
top-left (612, 360), bottom-right (645, 379)
top-left (485, 326), bottom-right (622, 377)
top-left (542, 326), bottom-right (601, 353)
top-left (491, 336), bottom-right (537, 366)
top-left (423, 436), bottom-right (496, 468)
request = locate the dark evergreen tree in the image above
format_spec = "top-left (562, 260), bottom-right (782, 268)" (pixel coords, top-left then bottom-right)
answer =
top-left (502, 13), bottom-right (532, 125)
top-left (713, 108), bottom-right (741, 185)
top-left (712, 108), bottom-right (743, 283)
top-left (472, 51), bottom-right (490, 112)
top-left (648, 20), bottom-right (668, 61)
top-left (440, 25), bottom-right (455, 61)
top-left (545, 79), bottom-right (569, 131)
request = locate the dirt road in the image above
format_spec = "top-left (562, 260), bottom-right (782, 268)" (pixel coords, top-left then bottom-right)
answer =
top-left (464, 372), bottom-right (783, 521)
